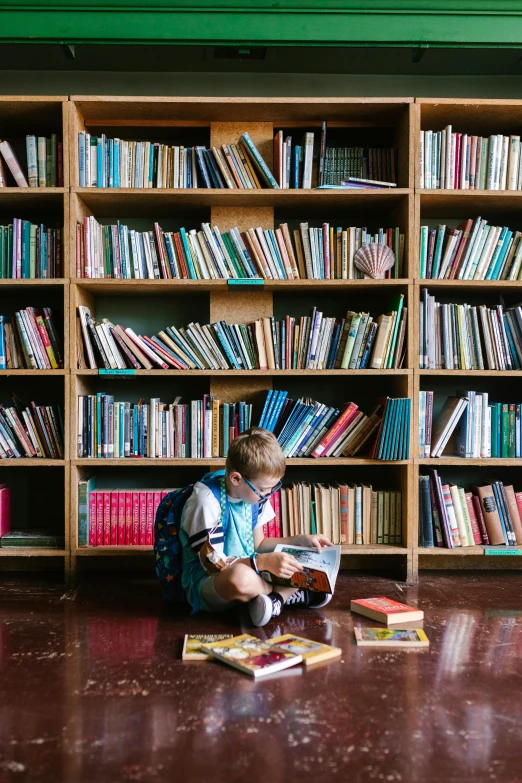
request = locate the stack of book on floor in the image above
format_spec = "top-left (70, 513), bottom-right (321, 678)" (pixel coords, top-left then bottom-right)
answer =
top-left (419, 471), bottom-right (522, 548)
top-left (264, 482), bottom-right (402, 545)
top-left (419, 289), bottom-right (522, 370)
top-left (0, 307), bottom-right (63, 370)
top-left (77, 216), bottom-right (404, 280)
top-left (1, 220), bottom-right (62, 278)
top-left (419, 391), bottom-right (522, 458)
top-left (260, 391), bottom-right (411, 460)
top-left (420, 128), bottom-right (522, 190)
top-left (274, 123), bottom-right (397, 188)
top-left (77, 394), bottom-right (252, 459)
top-left (77, 298), bottom-right (407, 371)
top-left (78, 130), bottom-right (278, 189)
top-left (0, 395), bottom-right (64, 459)
top-left (77, 479), bottom-right (172, 546)
top-left (0, 135), bottom-right (63, 188)
top-left (420, 217), bottom-right (522, 280)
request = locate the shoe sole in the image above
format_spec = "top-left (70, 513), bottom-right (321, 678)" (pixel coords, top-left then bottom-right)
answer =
top-left (248, 594), bottom-right (272, 627)
top-left (311, 593), bottom-right (332, 609)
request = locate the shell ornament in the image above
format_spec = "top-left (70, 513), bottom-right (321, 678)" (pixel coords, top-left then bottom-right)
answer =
top-left (353, 243), bottom-right (395, 279)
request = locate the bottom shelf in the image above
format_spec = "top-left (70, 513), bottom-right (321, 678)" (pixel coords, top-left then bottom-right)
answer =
top-left (417, 546), bottom-right (521, 556)
top-left (0, 548), bottom-right (67, 557)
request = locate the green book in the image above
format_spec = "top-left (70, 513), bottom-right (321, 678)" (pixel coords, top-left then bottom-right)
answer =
top-left (385, 294), bottom-right (404, 369)
top-left (0, 530), bottom-right (64, 548)
top-left (508, 403), bottom-right (516, 458)
top-left (78, 476), bottom-right (95, 547)
top-left (21, 220), bottom-right (31, 278)
top-left (430, 224), bottom-right (446, 280)
top-left (490, 403), bottom-right (499, 457)
top-left (29, 223), bottom-right (37, 278)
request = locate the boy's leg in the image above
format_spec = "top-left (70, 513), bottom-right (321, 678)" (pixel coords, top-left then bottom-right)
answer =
top-left (212, 563), bottom-right (296, 603)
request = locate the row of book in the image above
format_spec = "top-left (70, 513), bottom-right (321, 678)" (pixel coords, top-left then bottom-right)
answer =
top-left (77, 299), bottom-right (407, 372)
top-left (0, 308), bottom-right (63, 370)
top-left (0, 221), bottom-right (62, 279)
top-left (420, 218), bottom-right (522, 281)
top-left (420, 391), bottom-right (522, 459)
top-left (77, 395), bottom-right (253, 459)
top-left (420, 129), bottom-right (522, 190)
top-left (419, 471), bottom-right (522, 548)
top-left (260, 391), bottom-right (411, 460)
top-left (264, 483), bottom-right (402, 545)
top-left (0, 396), bottom-right (64, 459)
top-left (419, 291), bottom-right (522, 371)
top-left (0, 136), bottom-right (64, 188)
top-left (78, 481), bottom-right (172, 546)
top-left (78, 131), bottom-right (278, 189)
top-left (77, 216), bottom-right (404, 280)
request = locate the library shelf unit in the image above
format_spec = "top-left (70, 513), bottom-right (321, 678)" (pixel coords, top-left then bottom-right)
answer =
top-left (3, 94), bottom-right (520, 583)
top-left (0, 97), bottom-right (70, 576)
top-left (413, 98), bottom-right (522, 575)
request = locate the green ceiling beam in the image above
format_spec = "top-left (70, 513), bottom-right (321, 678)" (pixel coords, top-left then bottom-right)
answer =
top-left (1, 1), bottom-right (522, 46)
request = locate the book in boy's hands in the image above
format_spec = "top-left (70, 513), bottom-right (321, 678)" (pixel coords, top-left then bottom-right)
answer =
top-left (269, 634), bottom-right (342, 665)
top-left (350, 596), bottom-right (424, 625)
top-left (182, 634), bottom-right (234, 661)
top-left (354, 627), bottom-right (429, 648)
top-left (260, 544), bottom-right (341, 593)
top-left (200, 634), bottom-right (302, 677)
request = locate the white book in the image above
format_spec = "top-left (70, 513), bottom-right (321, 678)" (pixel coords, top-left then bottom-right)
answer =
top-left (419, 131), bottom-right (424, 188)
top-left (25, 135), bottom-right (38, 187)
top-left (460, 133), bottom-right (468, 189)
top-left (486, 135), bottom-right (497, 189)
top-left (444, 125), bottom-right (452, 188)
top-left (100, 320), bottom-right (126, 369)
top-left (474, 225), bottom-right (501, 280)
top-left (449, 132), bottom-right (456, 189)
top-left (493, 134), bottom-right (503, 190)
top-left (95, 323), bottom-right (118, 369)
top-left (440, 129), bottom-right (446, 189)
top-left (302, 132), bottom-right (314, 188)
top-left (78, 306), bottom-right (97, 369)
top-left (507, 136), bottom-right (520, 190)
top-left (424, 130), bottom-right (432, 189)
top-left (450, 485), bottom-right (470, 546)
top-left (37, 136), bottom-right (46, 187)
top-left (499, 135), bottom-right (509, 190)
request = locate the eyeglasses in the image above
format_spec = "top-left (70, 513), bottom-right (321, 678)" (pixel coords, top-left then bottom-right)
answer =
top-left (241, 475), bottom-right (282, 503)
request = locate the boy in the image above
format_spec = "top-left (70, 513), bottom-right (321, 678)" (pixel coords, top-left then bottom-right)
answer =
top-left (180, 427), bottom-right (333, 627)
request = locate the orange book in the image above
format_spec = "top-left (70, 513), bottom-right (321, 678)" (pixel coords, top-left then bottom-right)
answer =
top-left (351, 597), bottom-right (424, 626)
top-left (311, 402), bottom-right (359, 457)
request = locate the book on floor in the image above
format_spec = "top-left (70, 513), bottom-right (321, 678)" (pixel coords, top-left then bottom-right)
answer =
top-left (268, 634), bottom-right (342, 665)
top-left (260, 544), bottom-right (341, 593)
top-left (350, 596), bottom-right (424, 625)
top-left (354, 628), bottom-right (429, 648)
top-left (200, 633), bottom-right (302, 677)
top-left (182, 634), bottom-right (234, 661)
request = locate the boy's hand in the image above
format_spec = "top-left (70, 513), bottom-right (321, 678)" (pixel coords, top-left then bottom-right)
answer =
top-left (300, 534), bottom-right (332, 553)
top-left (257, 552), bottom-right (303, 579)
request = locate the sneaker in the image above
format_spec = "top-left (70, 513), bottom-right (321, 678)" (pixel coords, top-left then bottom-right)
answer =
top-left (248, 592), bottom-right (284, 627)
top-left (285, 589), bottom-right (332, 610)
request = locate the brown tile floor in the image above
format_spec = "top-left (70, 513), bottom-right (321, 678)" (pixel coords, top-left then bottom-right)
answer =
top-left (1, 572), bottom-right (522, 783)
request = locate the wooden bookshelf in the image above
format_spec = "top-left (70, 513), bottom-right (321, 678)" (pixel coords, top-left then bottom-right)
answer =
top-left (414, 98), bottom-right (522, 573)
top-left (7, 95), bottom-right (521, 583)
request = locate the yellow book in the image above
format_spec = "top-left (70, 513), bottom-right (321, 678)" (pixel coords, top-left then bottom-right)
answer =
top-left (354, 627), bottom-right (429, 648)
top-left (182, 634), bottom-right (233, 661)
top-left (200, 634), bottom-right (302, 677)
top-left (269, 634), bottom-right (342, 666)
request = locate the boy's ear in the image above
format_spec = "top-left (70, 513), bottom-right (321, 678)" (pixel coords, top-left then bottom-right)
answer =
top-left (228, 471), bottom-right (242, 486)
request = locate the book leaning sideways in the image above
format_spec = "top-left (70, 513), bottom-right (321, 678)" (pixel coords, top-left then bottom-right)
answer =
top-left (200, 634), bottom-right (302, 677)
top-left (260, 544), bottom-right (341, 593)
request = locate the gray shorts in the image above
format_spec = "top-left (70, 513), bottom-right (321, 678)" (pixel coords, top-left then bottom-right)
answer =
top-left (199, 574), bottom-right (237, 613)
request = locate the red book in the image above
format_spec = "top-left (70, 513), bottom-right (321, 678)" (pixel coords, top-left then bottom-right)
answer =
top-left (465, 492), bottom-right (482, 545)
top-left (472, 494), bottom-right (489, 545)
top-left (103, 492), bottom-right (111, 545)
top-left (454, 133), bottom-right (462, 189)
top-left (172, 232), bottom-right (189, 279)
top-left (350, 597), bottom-right (424, 626)
top-left (132, 492), bottom-right (140, 545)
top-left (125, 492), bottom-right (133, 545)
top-left (311, 402), bottom-right (359, 457)
top-left (139, 492), bottom-right (147, 545)
top-left (339, 483), bottom-right (349, 544)
top-left (110, 492), bottom-right (118, 545)
top-left (118, 491), bottom-right (126, 545)
top-left (0, 484), bottom-right (11, 537)
top-left (161, 490), bottom-right (169, 499)
top-left (149, 491), bottom-right (161, 546)
top-left (89, 490), bottom-right (97, 546)
top-left (273, 491), bottom-right (282, 538)
top-left (96, 492), bottom-right (104, 546)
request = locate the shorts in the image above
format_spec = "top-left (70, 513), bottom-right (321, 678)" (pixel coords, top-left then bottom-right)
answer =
top-left (198, 573), bottom-right (238, 613)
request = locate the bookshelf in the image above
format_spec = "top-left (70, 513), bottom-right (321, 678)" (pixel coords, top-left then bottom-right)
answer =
top-left (414, 98), bottom-right (522, 573)
top-left (3, 94), bottom-right (519, 583)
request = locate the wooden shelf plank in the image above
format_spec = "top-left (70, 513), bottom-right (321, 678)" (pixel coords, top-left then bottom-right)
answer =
top-left (73, 368), bottom-right (412, 377)
top-left (73, 458), bottom-right (410, 466)
top-left (0, 459), bottom-right (65, 467)
top-left (0, 548), bottom-right (66, 557)
top-left (0, 279), bottom-right (68, 286)
top-left (416, 546), bottom-right (485, 556)
top-left (73, 544), bottom-right (408, 556)
top-left (417, 458), bottom-right (522, 465)
top-left (0, 370), bottom-right (66, 375)
top-left (419, 369), bottom-right (522, 376)
top-left (74, 278), bottom-right (412, 291)
top-left (419, 279), bottom-right (522, 288)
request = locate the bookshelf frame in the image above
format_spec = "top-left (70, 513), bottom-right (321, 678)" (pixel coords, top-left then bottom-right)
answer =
top-left (3, 95), bottom-right (520, 582)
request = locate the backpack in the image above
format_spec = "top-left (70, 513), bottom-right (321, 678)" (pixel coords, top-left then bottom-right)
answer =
top-left (154, 470), bottom-right (260, 603)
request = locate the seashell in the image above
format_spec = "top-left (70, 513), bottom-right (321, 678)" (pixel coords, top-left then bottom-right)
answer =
top-left (353, 242), bottom-right (395, 279)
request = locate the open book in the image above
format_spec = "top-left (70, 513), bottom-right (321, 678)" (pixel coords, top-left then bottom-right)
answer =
top-left (260, 544), bottom-right (341, 593)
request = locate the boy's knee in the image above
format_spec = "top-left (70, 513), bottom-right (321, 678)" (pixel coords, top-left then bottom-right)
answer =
top-left (228, 563), bottom-right (259, 601)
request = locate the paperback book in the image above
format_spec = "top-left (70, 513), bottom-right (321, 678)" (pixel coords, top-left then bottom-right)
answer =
top-left (354, 628), bottom-right (429, 647)
top-left (200, 634), bottom-right (302, 678)
top-left (182, 634), bottom-right (234, 661)
top-left (350, 597), bottom-right (424, 625)
top-left (268, 634), bottom-right (342, 665)
top-left (260, 544), bottom-right (341, 593)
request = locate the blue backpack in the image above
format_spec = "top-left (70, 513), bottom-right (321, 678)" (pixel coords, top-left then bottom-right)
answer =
top-left (154, 470), bottom-right (260, 603)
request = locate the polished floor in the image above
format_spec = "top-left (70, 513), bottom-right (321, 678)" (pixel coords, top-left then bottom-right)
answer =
top-left (1, 572), bottom-right (522, 783)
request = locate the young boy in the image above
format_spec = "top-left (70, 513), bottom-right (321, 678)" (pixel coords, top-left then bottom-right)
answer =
top-left (180, 427), bottom-right (333, 627)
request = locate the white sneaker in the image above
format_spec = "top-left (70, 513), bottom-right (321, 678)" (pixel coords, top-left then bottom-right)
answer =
top-left (248, 592), bottom-right (284, 627)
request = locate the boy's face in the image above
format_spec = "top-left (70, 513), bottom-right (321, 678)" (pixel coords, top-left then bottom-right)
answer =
top-left (227, 471), bottom-right (284, 504)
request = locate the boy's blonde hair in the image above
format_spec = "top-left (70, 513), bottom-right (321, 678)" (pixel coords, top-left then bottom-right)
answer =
top-left (226, 427), bottom-right (286, 480)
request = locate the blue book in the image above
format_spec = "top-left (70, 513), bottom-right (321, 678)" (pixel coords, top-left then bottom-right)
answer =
top-left (388, 399), bottom-right (401, 460)
top-left (186, 148), bottom-right (192, 188)
top-left (78, 133), bottom-right (86, 187)
top-left (298, 406), bottom-right (338, 456)
top-left (240, 132), bottom-right (279, 189)
top-left (109, 139), bottom-right (114, 187)
top-left (278, 401), bottom-right (307, 445)
top-left (267, 391), bottom-right (288, 432)
top-left (114, 140), bottom-right (120, 188)
top-left (96, 137), bottom-right (104, 188)
top-left (179, 228), bottom-right (197, 278)
top-left (491, 482), bottom-right (510, 545)
top-left (238, 401), bottom-right (245, 433)
top-left (430, 225), bottom-right (446, 279)
top-left (222, 403), bottom-right (230, 456)
top-left (292, 145), bottom-right (300, 189)
top-left (266, 230), bottom-right (287, 279)
top-left (294, 403), bottom-right (327, 455)
top-left (485, 226), bottom-right (509, 279)
top-left (195, 147), bottom-right (212, 188)
top-left (212, 323), bottom-right (240, 369)
top-left (326, 322), bottom-right (341, 369)
top-left (0, 315), bottom-right (5, 369)
top-left (377, 399), bottom-right (394, 460)
top-left (284, 405), bottom-right (318, 456)
top-left (502, 315), bottom-right (521, 369)
top-left (403, 398), bottom-right (411, 459)
top-left (259, 390), bottom-right (274, 429)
